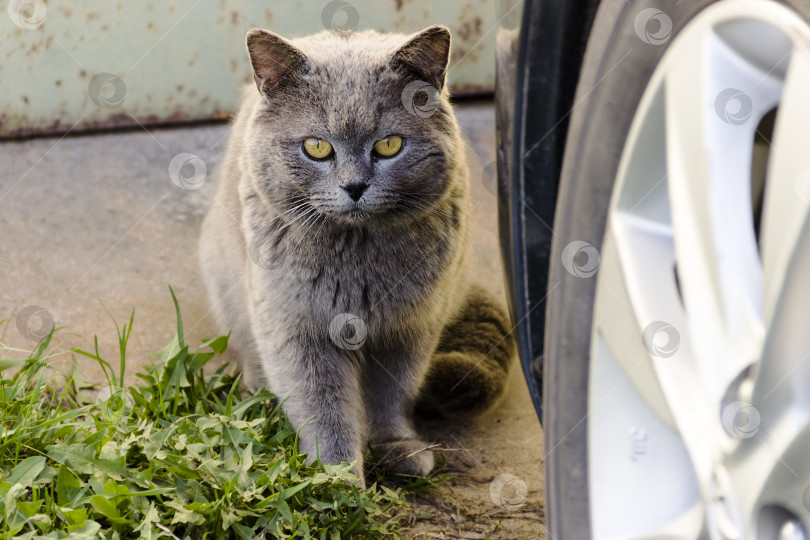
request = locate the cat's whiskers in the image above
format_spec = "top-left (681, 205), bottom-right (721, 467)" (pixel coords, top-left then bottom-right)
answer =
top-left (280, 201), bottom-right (311, 217)
top-left (300, 211), bottom-right (326, 238)
top-left (266, 197), bottom-right (316, 230)
top-left (313, 213), bottom-right (331, 239)
top-left (398, 196), bottom-right (458, 222)
top-left (276, 194), bottom-right (306, 203)
top-left (270, 195), bottom-right (307, 211)
top-left (381, 188), bottom-right (464, 203)
top-left (298, 207), bottom-right (323, 234)
top-left (275, 205), bottom-right (318, 234)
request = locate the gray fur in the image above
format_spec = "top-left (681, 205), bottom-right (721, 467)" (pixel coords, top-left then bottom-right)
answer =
top-left (199, 26), bottom-right (511, 483)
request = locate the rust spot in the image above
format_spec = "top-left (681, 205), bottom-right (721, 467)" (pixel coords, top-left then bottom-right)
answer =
top-left (86, 12), bottom-right (99, 22)
top-left (457, 17), bottom-right (483, 41)
top-left (189, 89), bottom-right (198, 98)
top-left (57, 7), bottom-right (72, 17)
top-left (55, 80), bottom-right (62, 86)
top-left (231, 59), bottom-right (238, 72)
top-left (101, 24), bottom-right (109, 31)
top-left (188, 60), bottom-right (195, 67)
top-left (117, 2), bottom-right (122, 9)
top-left (176, 84), bottom-right (184, 92)
top-left (79, 69), bottom-right (87, 77)
top-left (147, 22), bottom-right (154, 29)
top-left (21, 96), bottom-right (29, 104)
top-left (231, 11), bottom-right (238, 24)
top-left (168, 5), bottom-right (175, 13)
top-left (394, 0), bottom-right (404, 10)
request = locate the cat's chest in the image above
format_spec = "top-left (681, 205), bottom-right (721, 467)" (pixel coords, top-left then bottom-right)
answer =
top-left (260, 223), bottom-right (455, 319)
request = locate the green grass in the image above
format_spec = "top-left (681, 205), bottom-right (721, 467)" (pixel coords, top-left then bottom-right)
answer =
top-left (0, 289), bottom-right (411, 539)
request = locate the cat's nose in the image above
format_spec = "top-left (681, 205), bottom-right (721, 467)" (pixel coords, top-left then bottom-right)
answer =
top-left (341, 181), bottom-right (368, 202)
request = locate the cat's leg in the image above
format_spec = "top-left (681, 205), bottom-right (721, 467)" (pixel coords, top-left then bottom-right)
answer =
top-left (199, 193), bottom-right (267, 391)
top-left (364, 336), bottom-right (438, 477)
top-left (255, 331), bottom-right (368, 482)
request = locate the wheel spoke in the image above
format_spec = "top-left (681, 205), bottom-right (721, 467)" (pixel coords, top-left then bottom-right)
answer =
top-left (664, 29), bottom-right (780, 406)
top-left (753, 216), bottom-right (810, 430)
top-left (725, 398), bottom-right (810, 534)
top-left (759, 44), bottom-right (810, 326)
top-left (735, 39), bottom-right (810, 530)
top-left (593, 226), bottom-right (676, 427)
top-left (590, 232), bottom-right (702, 540)
top-left (746, 421), bottom-right (810, 529)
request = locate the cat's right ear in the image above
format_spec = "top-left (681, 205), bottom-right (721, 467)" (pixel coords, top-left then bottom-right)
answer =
top-left (246, 29), bottom-right (306, 95)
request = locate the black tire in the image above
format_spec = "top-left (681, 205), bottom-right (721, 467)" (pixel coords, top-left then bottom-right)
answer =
top-left (542, 0), bottom-right (810, 537)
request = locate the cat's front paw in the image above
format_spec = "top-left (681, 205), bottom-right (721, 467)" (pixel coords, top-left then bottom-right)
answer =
top-left (371, 439), bottom-right (436, 477)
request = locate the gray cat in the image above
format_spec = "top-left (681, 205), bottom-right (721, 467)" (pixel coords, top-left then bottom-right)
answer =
top-left (199, 25), bottom-right (515, 483)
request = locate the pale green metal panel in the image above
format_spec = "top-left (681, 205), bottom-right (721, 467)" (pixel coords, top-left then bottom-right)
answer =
top-left (0, 0), bottom-right (495, 137)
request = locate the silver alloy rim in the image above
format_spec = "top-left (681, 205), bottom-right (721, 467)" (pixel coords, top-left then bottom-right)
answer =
top-left (589, 1), bottom-right (810, 538)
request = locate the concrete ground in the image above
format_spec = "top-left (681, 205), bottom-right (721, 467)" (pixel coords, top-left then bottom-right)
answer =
top-left (0, 101), bottom-right (545, 538)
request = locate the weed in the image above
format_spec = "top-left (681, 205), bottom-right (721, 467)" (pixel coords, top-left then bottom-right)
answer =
top-left (0, 288), bottom-right (409, 539)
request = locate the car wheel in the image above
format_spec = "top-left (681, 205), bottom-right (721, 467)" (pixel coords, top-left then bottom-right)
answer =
top-left (544, 0), bottom-right (810, 537)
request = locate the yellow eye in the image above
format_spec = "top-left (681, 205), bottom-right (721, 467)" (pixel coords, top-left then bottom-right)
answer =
top-left (303, 138), bottom-right (334, 160)
top-left (373, 135), bottom-right (403, 158)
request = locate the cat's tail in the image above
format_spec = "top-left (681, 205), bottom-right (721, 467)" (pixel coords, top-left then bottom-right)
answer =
top-left (417, 286), bottom-right (516, 416)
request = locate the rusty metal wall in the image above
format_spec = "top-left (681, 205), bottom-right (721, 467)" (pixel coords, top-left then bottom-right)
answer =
top-left (0, 0), bottom-right (495, 138)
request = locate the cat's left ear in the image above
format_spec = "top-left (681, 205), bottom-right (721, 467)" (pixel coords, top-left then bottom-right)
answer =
top-left (246, 28), bottom-right (307, 95)
top-left (393, 25), bottom-right (451, 90)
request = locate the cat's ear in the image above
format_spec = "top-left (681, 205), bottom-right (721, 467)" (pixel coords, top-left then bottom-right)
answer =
top-left (394, 25), bottom-right (451, 90)
top-left (246, 28), bottom-right (306, 95)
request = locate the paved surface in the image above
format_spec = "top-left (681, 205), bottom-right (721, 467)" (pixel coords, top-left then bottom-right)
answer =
top-left (0, 101), bottom-right (545, 538)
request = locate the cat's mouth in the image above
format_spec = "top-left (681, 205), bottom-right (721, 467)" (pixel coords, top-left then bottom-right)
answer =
top-left (312, 199), bottom-right (397, 224)
top-left (314, 203), bottom-right (371, 223)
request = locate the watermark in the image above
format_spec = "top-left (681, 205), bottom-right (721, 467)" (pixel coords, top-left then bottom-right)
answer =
top-left (7, 0), bottom-right (46, 29)
top-left (168, 152), bottom-right (207, 190)
top-left (321, 0), bottom-right (359, 32)
top-left (642, 321), bottom-right (680, 358)
top-left (329, 313), bottom-right (367, 350)
top-left (248, 235), bottom-right (274, 270)
top-left (721, 401), bottom-right (760, 439)
top-left (16, 305), bottom-right (53, 342)
top-left (481, 161), bottom-right (499, 196)
top-left (96, 384), bottom-right (133, 417)
top-left (561, 240), bottom-right (600, 278)
top-left (634, 8), bottom-right (672, 45)
top-left (401, 80), bottom-right (440, 118)
top-left (714, 88), bottom-right (753, 125)
top-left (489, 473), bottom-right (527, 510)
top-left (88, 73), bottom-right (127, 110)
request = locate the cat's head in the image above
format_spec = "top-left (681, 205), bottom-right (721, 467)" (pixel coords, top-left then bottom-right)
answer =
top-left (243, 26), bottom-right (462, 226)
